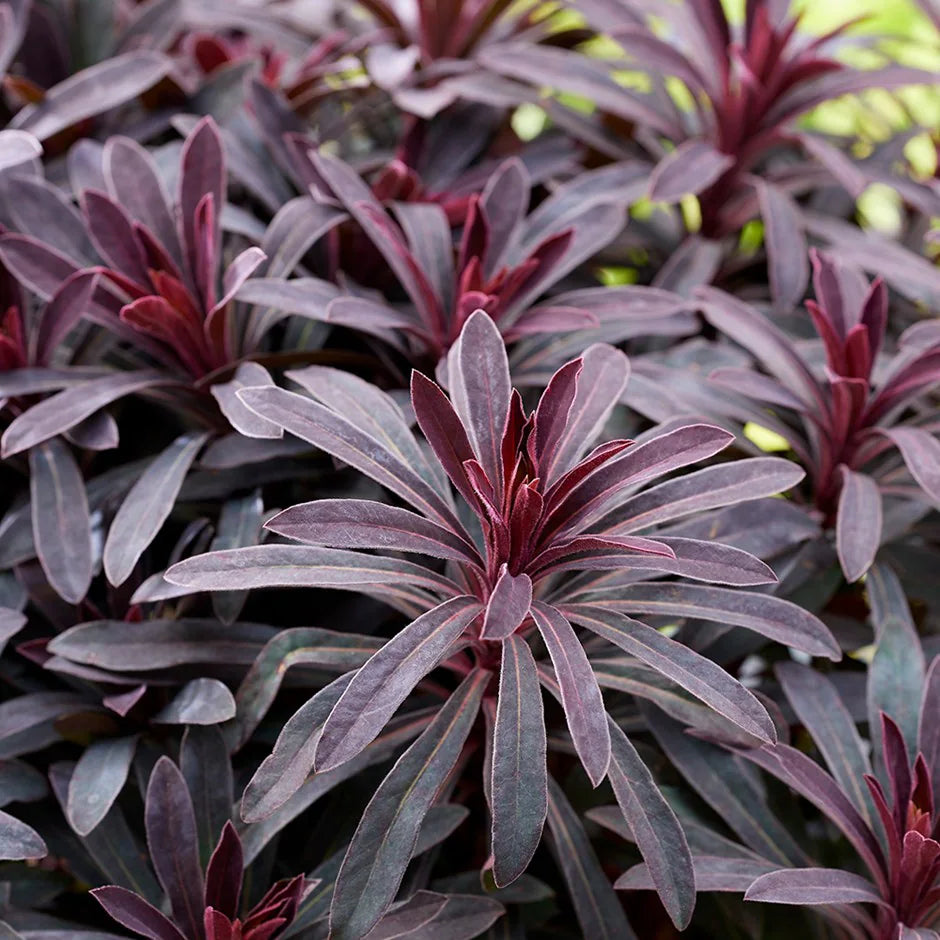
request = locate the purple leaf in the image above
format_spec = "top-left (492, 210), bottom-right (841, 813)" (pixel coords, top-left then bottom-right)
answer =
top-left (329, 670), bottom-right (488, 940)
top-left (776, 663), bottom-right (875, 830)
top-left (545, 777), bottom-right (636, 939)
top-left (531, 601), bottom-right (610, 786)
top-left (215, 246), bottom-right (266, 312)
top-left (491, 635), bottom-right (547, 886)
top-left (603, 537), bottom-right (778, 586)
top-left (480, 158), bottom-right (530, 276)
top-left (29, 439), bottom-right (92, 604)
top-left (315, 596), bottom-right (482, 772)
top-left (10, 52), bottom-right (173, 141)
top-left (103, 432), bottom-right (208, 586)
top-left (1, 371), bottom-right (171, 457)
top-left (179, 117), bottom-right (225, 276)
top-left (647, 710), bottom-right (806, 866)
top-left (598, 457), bottom-right (805, 534)
top-left (180, 725), bottom-right (233, 867)
top-left (266, 499), bottom-right (479, 564)
top-left (240, 674), bottom-right (353, 823)
top-left (540, 344), bottom-right (630, 486)
top-left (34, 270), bottom-right (99, 366)
top-left (0, 609), bottom-right (26, 658)
top-left (92, 886), bottom-right (187, 940)
top-left (82, 190), bottom-right (151, 286)
top-left (866, 563), bottom-right (925, 759)
top-left (649, 141), bottom-right (734, 202)
top-left (736, 744), bottom-right (887, 882)
top-left (47, 619), bottom-right (278, 671)
top-left (590, 584), bottom-right (841, 659)
top-left (798, 133), bottom-right (869, 198)
top-left (744, 868), bottom-right (886, 907)
top-left (393, 202), bottom-right (455, 311)
top-left (103, 136), bottom-right (181, 267)
top-left (565, 604), bottom-right (776, 741)
top-left (447, 311), bottom-right (511, 490)
top-left (363, 891), bottom-right (447, 940)
top-left (708, 367), bottom-right (808, 411)
top-left (411, 371), bottom-right (479, 508)
top-left (166, 545), bottom-right (460, 599)
top-left (532, 359), bottom-right (582, 475)
top-left (606, 721), bottom-right (695, 929)
top-left (756, 182), bottom-right (809, 311)
top-left (836, 468), bottom-right (882, 582)
top-left (67, 735), bottom-right (138, 836)
top-left (618, 856), bottom-right (777, 893)
top-left (204, 821), bottom-right (243, 920)
top-left (144, 757), bottom-right (205, 939)
top-left (480, 567), bottom-right (533, 641)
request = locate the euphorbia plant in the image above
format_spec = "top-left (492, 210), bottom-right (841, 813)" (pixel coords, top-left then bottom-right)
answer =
top-left (478, 0), bottom-right (936, 305)
top-left (617, 563), bottom-right (938, 940)
top-left (166, 311), bottom-right (837, 936)
top-left (92, 756), bottom-right (310, 940)
top-left (699, 249), bottom-right (940, 581)
top-left (238, 148), bottom-right (692, 378)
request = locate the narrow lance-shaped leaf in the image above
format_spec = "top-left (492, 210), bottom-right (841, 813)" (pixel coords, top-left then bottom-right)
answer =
top-left (545, 777), bottom-right (637, 939)
top-left (181, 726), bottom-right (234, 867)
top-left (585, 584), bottom-right (841, 659)
top-left (836, 467), bottom-right (882, 582)
top-left (104, 432), bottom-right (208, 586)
top-left (744, 868), bottom-right (886, 907)
top-left (757, 182), bottom-right (809, 311)
top-left (329, 669), bottom-right (489, 940)
top-left (867, 563), bottom-right (925, 762)
top-left (266, 499), bottom-right (479, 564)
top-left (446, 311), bottom-right (512, 490)
top-left (144, 757), bottom-right (205, 940)
top-left (29, 439), bottom-right (93, 604)
top-left (241, 674), bottom-right (353, 823)
top-left (204, 821), bottom-right (243, 920)
top-left (315, 596), bottom-right (482, 772)
top-left (531, 601), bottom-right (610, 786)
top-left (598, 456), bottom-right (805, 534)
top-left (491, 635), bottom-right (547, 887)
top-left (10, 52), bottom-right (173, 141)
top-left (210, 490), bottom-right (264, 625)
top-left (544, 344), bottom-right (630, 486)
top-left (776, 662), bottom-right (875, 830)
top-left (645, 708), bottom-right (807, 866)
top-left (166, 544), bottom-right (460, 599)
top-left (564, 604), bottom-right (776, 742)
top-left (607, 721), bottom-right (695, 930)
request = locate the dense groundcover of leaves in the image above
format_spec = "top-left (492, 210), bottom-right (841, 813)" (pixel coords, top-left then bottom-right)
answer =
top-left (0, 0), bottom-right (938, 937)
